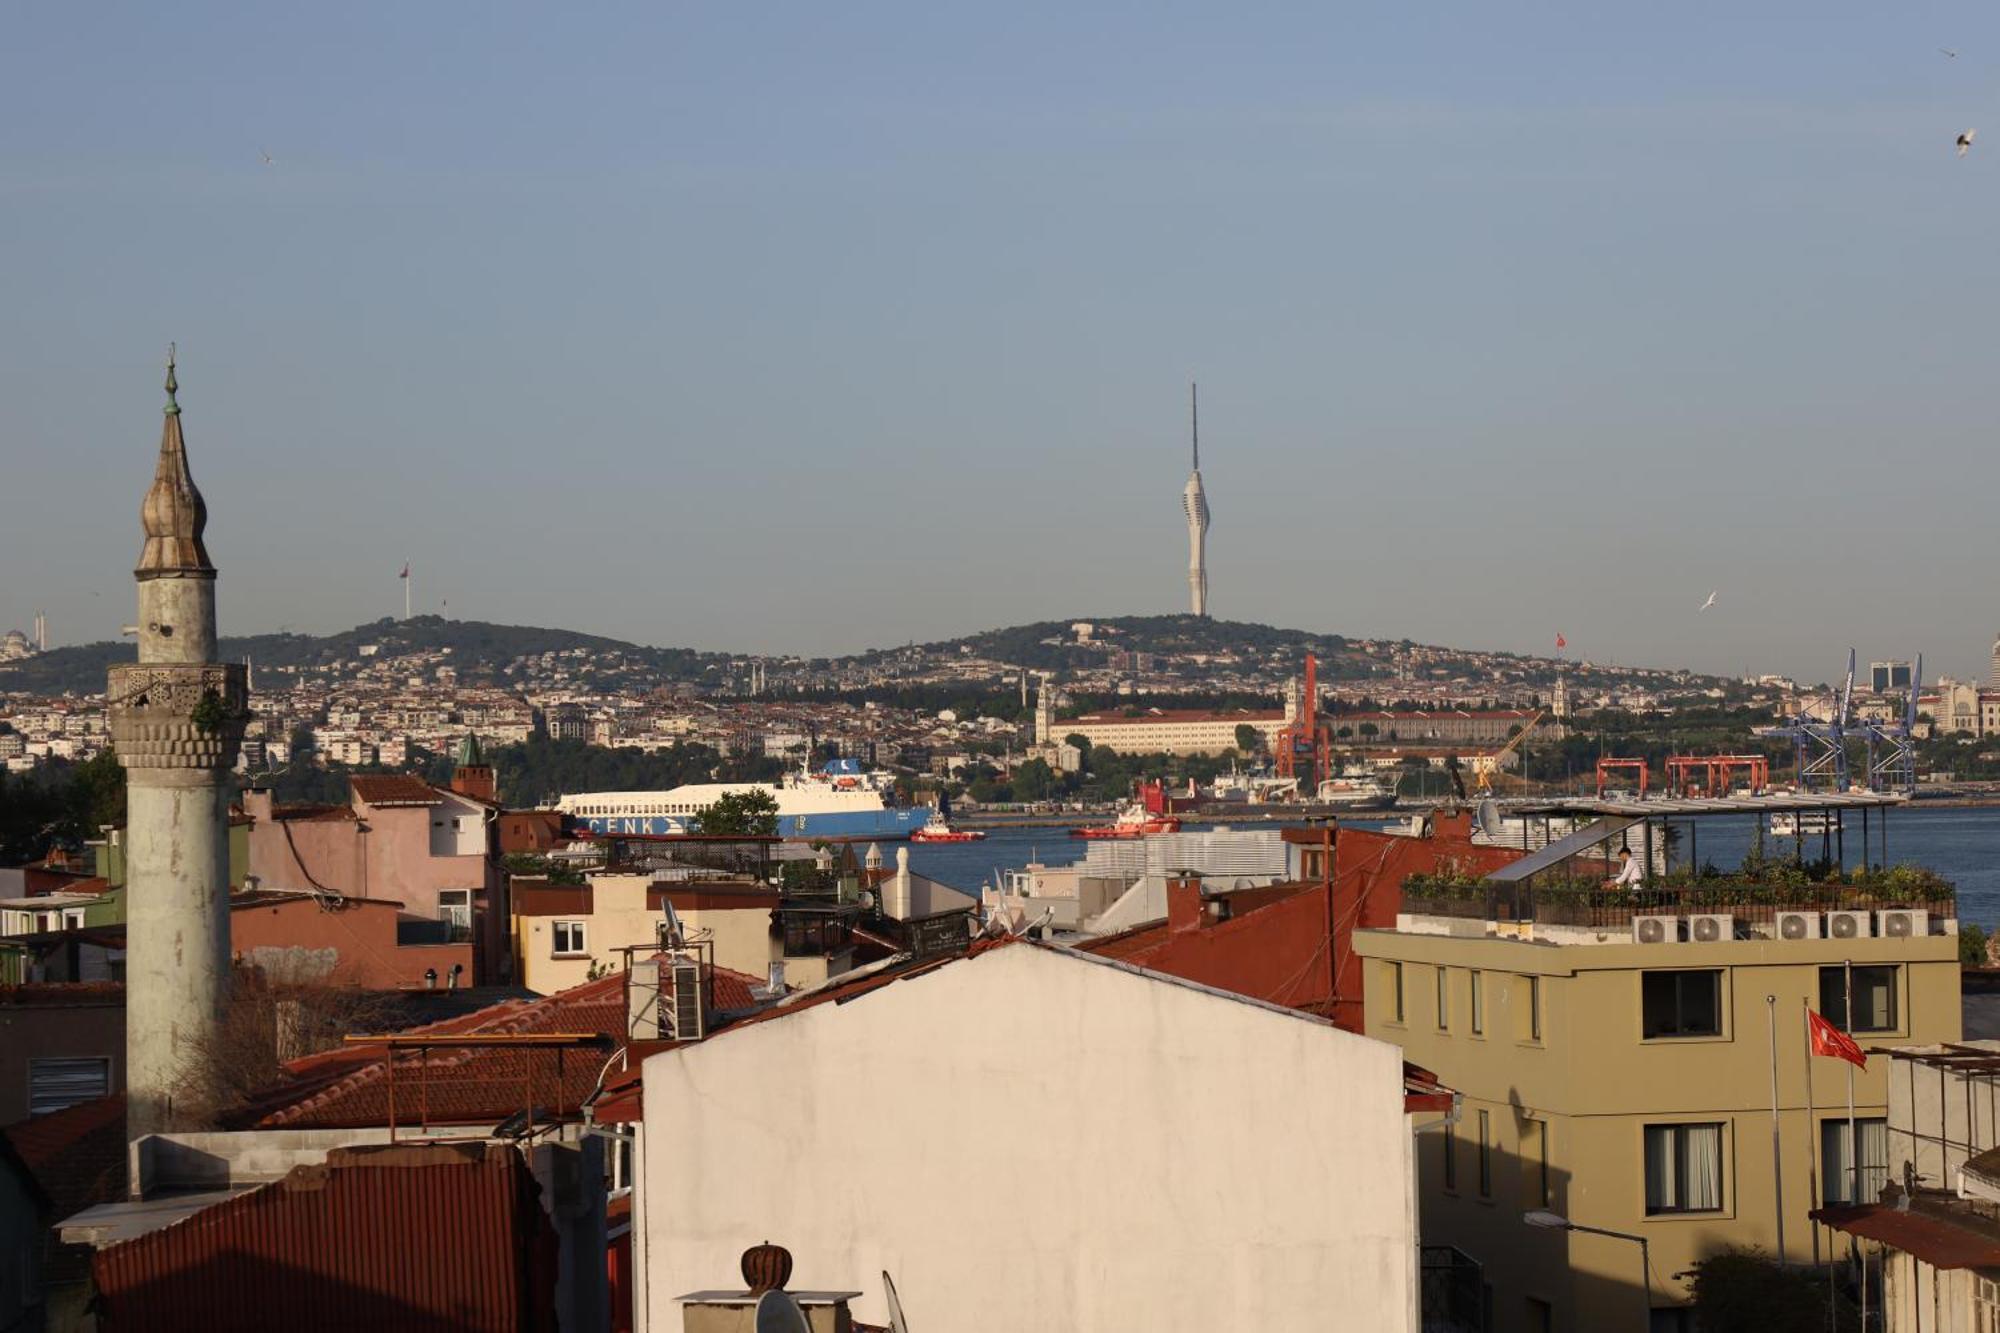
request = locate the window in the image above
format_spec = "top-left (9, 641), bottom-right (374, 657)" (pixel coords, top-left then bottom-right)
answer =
top-left (1644, 1122), bottom-right (1724, 1214)
top-left (1388, 961), bottom-right (1405, 1023)
top-left (1470, 971), bottom-right (1484, 1035)
top-left (1523, 1119), bottom-right (1550, 1208)
top-left (1442, 1122), bottom-right (1457, 1191)
top-left (1477, 1109), bottom-right (1493, 1197)
top-left (1819, 966), bottom-right (1898, 1033)
top-left (551, 920), bottom-right (587, 956)
top-left (1820, 1117), bottom-right (1888, 1205)
top-left (62, 907), bottom-right (86, 930)
top-left (1436, 966), bottom-right (1450, 1030)
top-left (1642, 970), bottom-right (1722, 1038)
top-left (437, 889), bottom-right (472, 942)
top-left (1520, 974), bottom-right (1542, 1041)
top-left (28, 1056), bottom-right (110, 1116)
top-left (1525, 1298), bottom-right (1554, 1333)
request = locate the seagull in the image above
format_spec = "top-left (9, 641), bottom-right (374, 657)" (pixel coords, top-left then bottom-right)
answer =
top-left (1941, 48), bottom-right (1959, 59)
top-left (1699, 591), bottom-right (1718, 612)
top-left (1959, 130), bottom-right (1977, 157)
top-left (259, 150), bottom-right (275, 167)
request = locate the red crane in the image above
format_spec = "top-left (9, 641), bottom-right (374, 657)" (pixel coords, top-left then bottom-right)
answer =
top-left (1275, 653), bottom-right (1331, 794)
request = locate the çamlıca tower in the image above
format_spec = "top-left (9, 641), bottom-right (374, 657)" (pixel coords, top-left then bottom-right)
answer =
top-left (107, 350), bottom-right (247, 1135)
top-left (1183, 383), bottom-right (1211, 617)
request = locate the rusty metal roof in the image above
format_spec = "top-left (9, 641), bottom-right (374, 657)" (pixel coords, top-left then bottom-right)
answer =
top-left (1813, 1200), bottom-right (2000, 1269)
top-left (348, 775), bottom-right (444, 808)
top-left (90, 1143), bottom-right (559, 1332)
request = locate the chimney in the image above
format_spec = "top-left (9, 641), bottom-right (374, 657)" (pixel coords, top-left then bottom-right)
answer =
top-left (886, 847), bottom-right (912, 920)
top-left (243, 787), bottom-right (274, 825)
top-left (1167, 873), bottom-right (1206, 934)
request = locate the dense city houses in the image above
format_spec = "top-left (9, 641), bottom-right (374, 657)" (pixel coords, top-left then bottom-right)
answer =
top-left (1, 357), bottom-right (1993, 1333)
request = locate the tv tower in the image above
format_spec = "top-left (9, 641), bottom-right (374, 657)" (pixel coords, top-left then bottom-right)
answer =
top-left (1183, 383), bottom-right (1211, 617)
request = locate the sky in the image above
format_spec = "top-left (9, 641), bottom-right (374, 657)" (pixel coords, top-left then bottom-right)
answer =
top-left (3, 3), bottom-right (1997, 684)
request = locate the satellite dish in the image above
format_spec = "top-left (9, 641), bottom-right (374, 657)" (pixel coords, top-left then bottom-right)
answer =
top-left (1010, 906), bottom-right (1055, 938)
top-left (883, 1270), bottom-right (911, 1333)
top-left (859, 889), bottom-right (876, 911)
top-left (755, 1290), bottom-right (812, 1333)
top-left (1477, 798), bottom-right (1501, 834)
top-left (662, 899), bottom-right (686, 949)
top-left (981, 913), bottom-right (1009, 940)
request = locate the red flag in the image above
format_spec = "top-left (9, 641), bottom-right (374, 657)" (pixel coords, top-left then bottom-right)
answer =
top-left (1808, 1008), bottom-right (1867, 1070)
top-left (399, 563), bottom-right (410, 580)
top-left (1555, 633), bottom-right (1567, 650)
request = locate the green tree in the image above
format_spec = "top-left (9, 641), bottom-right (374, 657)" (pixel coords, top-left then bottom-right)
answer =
top-left (1688, 1248), bottom-right (1857, 1332)
top-left (1064, 733), bottom-right (1091, 771)
top-left (1961, 922), bottom-right (1991, 967)
top-left (1234, 723), bottom-right (1261, 755)
top-left (1357, 723), bottom-right (1379, 740)
top-left (690, 789), bottom-right (780, 837)
top-left (1012, 758), bottom-right (1055, 802)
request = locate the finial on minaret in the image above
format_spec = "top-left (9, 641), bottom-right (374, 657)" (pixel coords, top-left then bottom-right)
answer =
top-left (138, 347), bottom-right (213, 577)
top-left (1184, 378), bottom-right (1200, 472)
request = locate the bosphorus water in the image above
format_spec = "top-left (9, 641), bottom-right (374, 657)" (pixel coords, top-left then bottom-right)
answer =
top-left (905, 804), bottom-right (2000, 930)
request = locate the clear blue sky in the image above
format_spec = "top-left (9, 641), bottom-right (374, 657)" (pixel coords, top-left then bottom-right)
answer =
top-left (4, 2), bottom-right (1996, 682)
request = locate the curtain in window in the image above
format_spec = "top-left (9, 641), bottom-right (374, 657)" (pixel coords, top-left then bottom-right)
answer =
top-left (1821, 1121), bottom-right (1851, 1203)
top-left (1683, 1124), bottom-right (1722, 1210)
top-left (1859, 1119), bottom-right (1888, 1202)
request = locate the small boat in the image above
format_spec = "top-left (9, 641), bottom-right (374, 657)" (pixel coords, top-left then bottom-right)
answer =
top-left (1070, 802), bottom-right (1182, 840)
top-left (908, 814), bottom-right (986, 844)
top-left (1769, 811), bottom-right (1837, 837)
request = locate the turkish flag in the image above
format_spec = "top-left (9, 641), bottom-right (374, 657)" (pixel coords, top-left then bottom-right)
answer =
top-left (1808, 1008), bottom-right (1868, 1070)
top-left (1555, 633), bottom-right (1567, 650)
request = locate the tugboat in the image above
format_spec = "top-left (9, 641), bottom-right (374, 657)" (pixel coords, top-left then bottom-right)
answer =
top-left (1070, 801), bottom-right (1182, 840)
top-left (909, 813), bottom-right (986, 843)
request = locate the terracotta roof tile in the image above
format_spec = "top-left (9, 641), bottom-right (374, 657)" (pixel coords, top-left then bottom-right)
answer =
top-left (348, 775), bottom-right (443, 808)
top-left (234, 963), bottom-right (764, 1130)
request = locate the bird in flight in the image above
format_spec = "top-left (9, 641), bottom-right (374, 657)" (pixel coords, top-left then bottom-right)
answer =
top-left (259, 150), bottom-right (275, 167)
top-left (1959, 130), bottom-right (1977, 157)
top-left (1941, 48), bottom-right (1959, 59)
top-left (1699, 591), bottom-right (1718, 612)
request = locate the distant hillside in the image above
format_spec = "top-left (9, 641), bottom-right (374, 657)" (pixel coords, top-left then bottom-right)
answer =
top-left (0, 616), bottom-right (727, 696)
top-left (908, 615), bottom-right (1371, 677)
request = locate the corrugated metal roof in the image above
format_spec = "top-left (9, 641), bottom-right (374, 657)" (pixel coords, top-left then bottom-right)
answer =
top-left (91, 1142), bottom-right (560, 1333)
top-left (1813, 1200), bottom-right (2000, 1268)
top-left (348, 775), bottom-right (444, 808)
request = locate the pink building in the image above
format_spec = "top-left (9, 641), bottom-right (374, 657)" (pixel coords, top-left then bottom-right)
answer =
top-left (241, 774), bottom-right (508, 983)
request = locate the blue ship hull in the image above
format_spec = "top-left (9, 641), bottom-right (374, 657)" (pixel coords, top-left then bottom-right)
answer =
top-left (576, 806), bottom-right (935, 841)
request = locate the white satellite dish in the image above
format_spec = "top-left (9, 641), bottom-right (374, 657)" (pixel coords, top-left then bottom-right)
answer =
top-left (883, 1270), bottom-right (911, 1333)
top-left (859, 889), bottom-right (876, 911)
top-left (1010, 906), bottom-right (1054, 938)
top-left (754, 1290), bottom-right (812, 1333)
top-left (661, 899), bottom-right (687, 949)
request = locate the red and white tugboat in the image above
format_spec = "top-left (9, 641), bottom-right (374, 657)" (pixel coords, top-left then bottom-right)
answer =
top-left (1070, 801), bottom-right (1182, 840)
top-left (908, 812), bottom-right (986, 843)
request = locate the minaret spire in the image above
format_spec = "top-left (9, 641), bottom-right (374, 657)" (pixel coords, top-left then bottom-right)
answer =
top-left (138, 343), bottom-right (212, 577)
top-left (1182, 383), bottom-right (1211, 618)
top-left (1191, 381), bottom-right (1200, 472)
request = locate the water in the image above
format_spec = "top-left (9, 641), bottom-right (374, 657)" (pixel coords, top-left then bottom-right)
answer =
top-left (904, 806), bottom-right (2000, 928)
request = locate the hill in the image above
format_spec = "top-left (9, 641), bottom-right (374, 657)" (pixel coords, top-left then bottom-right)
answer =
top-left (0, 616), bottom-right (727, 696)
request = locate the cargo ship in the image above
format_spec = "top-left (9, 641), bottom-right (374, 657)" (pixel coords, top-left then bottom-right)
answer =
top-left (557, 759), bottom-right (931, 840)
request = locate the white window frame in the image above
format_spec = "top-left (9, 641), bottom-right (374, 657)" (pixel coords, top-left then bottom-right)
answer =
top-left (552, 919), bottom-right (588, 957)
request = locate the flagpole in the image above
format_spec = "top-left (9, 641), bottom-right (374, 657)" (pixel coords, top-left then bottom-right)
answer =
top-left (1844, 959), bottom-right (1858, 1205)
top-left (1800, 998), bottom-right (1821, 1268)
top-left (404, 564), bottom-right (411, 621)
top-left (1766, 994), bottom-right (1787, 1269)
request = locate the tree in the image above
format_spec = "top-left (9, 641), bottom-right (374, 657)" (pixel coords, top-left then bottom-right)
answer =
top-left (1064, 733), bottom-right (1092, 771)
top-left (1012, 758), bottom-right (1055, 802)
top-left (1234, 723), bottom-right (1261, 755)
top-left (690, 788), bottom-right (780, 837)
top-left (1358, 723), bottom-right (1379, 740)
top-left (1687, 1248), bottom-right (1857, 1332)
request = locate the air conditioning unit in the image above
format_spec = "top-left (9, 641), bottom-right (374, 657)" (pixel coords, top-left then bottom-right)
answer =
top-left (1688, 913), bottom-right (1735, 944)
top-left (626, 959), bottom-right (663, 1040)
top-left (1878, 909), bottom-right (1929, 939)
top-left (670, 957), bottom-right (705, 1041)
top-left (1776, 911), bottom-right (1823, 941)
top-left (1827, 910), bottom-right (1873, 941)
top-left (1632, 915), bottom-right (1681, 945)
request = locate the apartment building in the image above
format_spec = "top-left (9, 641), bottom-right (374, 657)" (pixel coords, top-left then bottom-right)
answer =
top-left (1355, 848), bottom-right (1961, 1331)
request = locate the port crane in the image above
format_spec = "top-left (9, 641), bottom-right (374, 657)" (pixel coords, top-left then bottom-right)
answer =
top-left (1758, 649), bottom-right (1923, 794)
top-left (1274, 653), bottom-right (1331, 794)
top-left (1473, 710), bottom-right (1545, 796)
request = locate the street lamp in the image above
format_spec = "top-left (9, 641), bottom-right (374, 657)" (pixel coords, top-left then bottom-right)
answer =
top-left (1523, 1210), bottom-right (1652, 1323)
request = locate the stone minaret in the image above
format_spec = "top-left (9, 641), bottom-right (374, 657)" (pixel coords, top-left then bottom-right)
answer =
top-left (1183, 383), bottom-right (1211, 618)
top-left (107, 350), bottom-right (247, 1135)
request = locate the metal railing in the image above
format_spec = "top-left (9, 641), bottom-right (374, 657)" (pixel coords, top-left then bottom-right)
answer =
top-left (1405, 883), bottom-right (1954, 930)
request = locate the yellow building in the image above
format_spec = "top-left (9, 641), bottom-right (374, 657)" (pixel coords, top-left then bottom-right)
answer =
top-left (1356, 907), bottom-right (1961, 1331)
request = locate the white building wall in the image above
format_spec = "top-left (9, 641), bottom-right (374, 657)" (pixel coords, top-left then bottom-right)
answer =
top-left (639, 945), bottom-right (1417, 1333)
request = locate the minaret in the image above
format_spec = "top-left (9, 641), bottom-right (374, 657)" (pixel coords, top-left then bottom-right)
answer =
top-left (1183, 383), bottom-right (1211, 618)
top-left (106, 349), bottom-right (247, 1135)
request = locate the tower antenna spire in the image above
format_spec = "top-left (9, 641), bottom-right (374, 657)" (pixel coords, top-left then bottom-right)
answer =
top-left (1190, 381), bottom-right (1199, 471)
